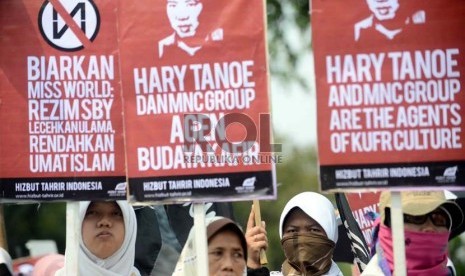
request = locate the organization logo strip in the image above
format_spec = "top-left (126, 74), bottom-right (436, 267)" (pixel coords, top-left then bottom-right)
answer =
top-left (320, 161), bottom-right (465, 191)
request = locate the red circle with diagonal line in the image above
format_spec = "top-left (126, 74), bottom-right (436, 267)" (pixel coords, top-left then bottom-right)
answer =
top-left (38, 0), bottom-right (100, 51)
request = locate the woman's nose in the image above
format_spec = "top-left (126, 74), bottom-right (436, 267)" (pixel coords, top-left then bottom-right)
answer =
top-left (421, 218), bottom-right (439, 233)
top-left (220, 255), bottom-right (234, 271)
top-left (97, 216), bottom-right (111, 227)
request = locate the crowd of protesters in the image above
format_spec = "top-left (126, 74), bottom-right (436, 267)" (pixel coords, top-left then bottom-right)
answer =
top-left (1, 189), bottom-right (463, 276)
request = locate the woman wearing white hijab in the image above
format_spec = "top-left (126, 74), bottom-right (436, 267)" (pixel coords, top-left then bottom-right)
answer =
top-left (273, 192), bottom-right (343, 276)
top-left (56, 200), bottom-right (140, 276)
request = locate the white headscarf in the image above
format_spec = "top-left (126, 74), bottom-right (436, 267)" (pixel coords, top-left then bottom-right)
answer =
top-left (56, 200), bottom-right (140, 276)
top-left (279, 192), bottom-right (338, 242)
top-left (0, 247), bottom-right (13, 275)
top-left (278, 192), bottom-right (343, 276)
top-left (171, 217), bottom-right (211, 276)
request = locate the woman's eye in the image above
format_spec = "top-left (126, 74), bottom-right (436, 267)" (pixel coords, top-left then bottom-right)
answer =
top-left (209, 251), bottom-right (222, 259)
top-left (85, 210), bottom-right (97, 216)
top-left (113, 211), bottom-right (123, 217)
top-left (233, 252), bottom-right (244, 259)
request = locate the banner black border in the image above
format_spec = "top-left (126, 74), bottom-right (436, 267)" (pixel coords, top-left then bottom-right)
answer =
top-left (1, 176), bottom-right (127, 201)
top-left (128, 170), bottom-right (275, 204)
top-left (320, 160), bottom-right (465, 191)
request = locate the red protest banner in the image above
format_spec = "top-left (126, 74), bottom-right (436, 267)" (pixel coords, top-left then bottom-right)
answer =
top-left (312, 0), bottom-right (465, 191)
top-left (345, 192), bottom-right (380, 248)
top-left (0, 0), bottom-right (127, 200)
top-left (118, 0), bottom-right (276, 202)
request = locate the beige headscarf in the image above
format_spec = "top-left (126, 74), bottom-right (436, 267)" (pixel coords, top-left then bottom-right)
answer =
top-left (172, 216), bottom-right (247, 276)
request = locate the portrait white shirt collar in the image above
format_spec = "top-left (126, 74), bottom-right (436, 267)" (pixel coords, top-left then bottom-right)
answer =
top-left (159, 32), bottom-right (201, 57)
top-left (374, 23), bottom-right (402, 39)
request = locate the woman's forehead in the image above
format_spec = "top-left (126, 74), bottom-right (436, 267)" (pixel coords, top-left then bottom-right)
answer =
top-left (88, 201), bottom-right (120, 210)
top-left (284, 208), bottom-right (319, 226)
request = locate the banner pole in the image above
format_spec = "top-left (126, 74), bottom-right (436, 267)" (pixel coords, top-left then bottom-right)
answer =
top-left (0, 205), bottom-right (7, 250)
top-left (390, 191), bottom-right (406, 276)
top-left (193, 203), bottom-right (208, 276)
top-left (252, 200), bottom-right (268, 265)
top-left (65, 202), bottom-right (79, 275)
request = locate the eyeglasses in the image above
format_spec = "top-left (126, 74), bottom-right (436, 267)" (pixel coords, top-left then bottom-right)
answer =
top-left (403, 209), bottom-right (450, 228)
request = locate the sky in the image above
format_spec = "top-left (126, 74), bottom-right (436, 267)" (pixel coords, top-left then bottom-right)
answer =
top-left (271, 73), bottom-right (317, 147)
top-left (267, 2), bottom-right (317, 149)
top-left (269, 25), bottom-right (317, 148)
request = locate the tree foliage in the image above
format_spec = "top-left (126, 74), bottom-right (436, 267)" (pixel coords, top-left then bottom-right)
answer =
top-left (4, 203), bottom-right (66, 258)
top-left (267, 0), bottom-right (311, 90)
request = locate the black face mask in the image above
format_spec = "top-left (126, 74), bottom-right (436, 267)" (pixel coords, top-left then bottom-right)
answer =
top-left (281, 233), bottom-right (335, 276)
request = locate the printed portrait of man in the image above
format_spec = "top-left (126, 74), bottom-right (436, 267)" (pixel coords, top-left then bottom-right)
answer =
top-left (158, 0), bottom-right (223, 58)
top-left (354, 0), bottom-right (426, 42)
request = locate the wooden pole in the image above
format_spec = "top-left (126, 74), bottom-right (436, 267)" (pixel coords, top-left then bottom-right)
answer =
top-left (0, 205), bottom-right (7, 250)
top-left (253, 200), bottom-right (268, 265)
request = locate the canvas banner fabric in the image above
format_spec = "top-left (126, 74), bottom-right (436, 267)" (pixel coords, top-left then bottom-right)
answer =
top-left (312, 0), bottom-right (465, 191)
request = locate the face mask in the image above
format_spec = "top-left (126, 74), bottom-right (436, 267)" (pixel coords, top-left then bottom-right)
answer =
top-left (405, 229), bottom-right (450, 276)
top-left (280, 233), bottom-right (335, 276)
top-left (378, 224), bottom-right (449, 276)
